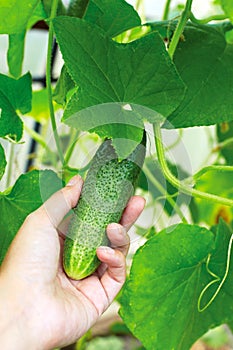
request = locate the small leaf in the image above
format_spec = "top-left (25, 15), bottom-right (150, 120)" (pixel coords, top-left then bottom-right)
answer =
top-left (0, 170), bottom-right (62, 264)
top-left (7, 31), bottom-right (26, 78)
top-left (53, 65), bottom-right (76, 106)
top-left (0, 73), bottom-right (32, 141)
top-left (0, 0), bottom-right (40, 34)
top-left (0, 143), bottom-right (7, 180)
top-left (84, 0), bottom-right (141, 37)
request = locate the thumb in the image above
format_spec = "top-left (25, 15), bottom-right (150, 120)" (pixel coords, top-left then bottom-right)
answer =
top-left (1, 175), bottom-right (83, 274)
top-left (34, 175), bottom-right (83, 229)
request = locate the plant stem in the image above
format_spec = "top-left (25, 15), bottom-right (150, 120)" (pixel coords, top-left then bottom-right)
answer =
top-left (162, 0), bottom-right (172, 21)
top-left (143, 163), bottom-right (188, 223)
top-left (64, 129), bottom-right (80, 166)
top-left (6, 143), bottom-right (14, 187)
top-left (46, 0), bottom-right (64, 164)
top-left (154, 123), bottom-right (233, 207)
top-left (24, 124), bottom-right (51, 152)
top-left (214, 137), bottom-right (233, 152)
top-left (168, 0), bottom-right (193, 59)
top-left (190, 12), bottom-right (227, 25)
top-left (192, 165), bottom-right (233, 182)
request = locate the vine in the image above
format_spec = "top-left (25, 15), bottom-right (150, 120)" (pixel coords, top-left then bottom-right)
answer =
top-left (153, 123), bottom-right (233, 208)
top-left (46, 0), bottom-right (64, 164)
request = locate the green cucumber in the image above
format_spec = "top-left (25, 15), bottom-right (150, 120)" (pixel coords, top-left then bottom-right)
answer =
top-left (63, 131), bottom-right (146, 280)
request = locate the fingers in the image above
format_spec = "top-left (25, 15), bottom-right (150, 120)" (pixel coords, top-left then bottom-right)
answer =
top-left (96, 247), bottom-right (126, 305)
top-left (120, 195), bottom-right (145, 230)
top-left (31, 175), bottom-right (83, 228)
top-left (106, 223), bottom-right (129, 256)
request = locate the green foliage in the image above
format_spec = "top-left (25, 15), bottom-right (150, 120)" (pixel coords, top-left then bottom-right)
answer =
top-left (1, 1), bottom-right (233, 349)
top-left (53, 17), bottom-right (185, 157)
top-left (120, 221), bottom-right (233, 350)
top-left (0, 72), bottom-right (32, 141)
top-left (0, 170), bottom-right (62, 264)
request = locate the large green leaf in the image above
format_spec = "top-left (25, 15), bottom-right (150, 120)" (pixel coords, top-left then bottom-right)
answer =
top-left (0, 73), bottom-right (32, 141)
top-left (0, 0), bottom-right (40, 34)
top-left (120, 221), bottom-right (233, 350)
top-left (149, 22), bottom-right (233, 128)
top-left (0, 170), bottom-right (62, 264)
top-left (54, 0), bottom-right (141, 105)
top-left (53, 17), bottom-right (185, 156)
top-left (0, 144), bottom-right (7, 180)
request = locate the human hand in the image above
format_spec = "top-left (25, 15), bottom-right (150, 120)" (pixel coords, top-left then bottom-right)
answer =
top-left (0, 175), bottom-right (145, 350)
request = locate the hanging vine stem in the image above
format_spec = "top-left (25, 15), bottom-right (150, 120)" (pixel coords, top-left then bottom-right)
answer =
top-left (6, 143), bottom-right (14, 187)
top-left (143, 163), bottom-right (188, 224)
top-left (168, 0), bottom-right (193, 59)
top-left (46, 0), bottom-right (64, 164)
top-left (198, 234), bottom-right (233, 312)
top-left (153, 123), bottom-right (233, 207)
top-left (190, 12), bottom-right (227, 25)
top-left (162, 0), bottom-right (172, 21)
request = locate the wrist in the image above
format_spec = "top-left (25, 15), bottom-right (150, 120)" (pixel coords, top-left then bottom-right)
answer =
top-left (0, 278), bottom-right (39, 350)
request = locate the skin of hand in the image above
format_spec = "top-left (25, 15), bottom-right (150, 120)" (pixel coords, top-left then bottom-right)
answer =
top-left (0, 175), bottom-right (145, 350)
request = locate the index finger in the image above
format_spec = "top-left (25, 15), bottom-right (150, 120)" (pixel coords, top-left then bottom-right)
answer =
top-left (120, 195), bottom-right (145, 231)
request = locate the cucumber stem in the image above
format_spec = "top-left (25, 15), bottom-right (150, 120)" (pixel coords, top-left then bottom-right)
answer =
top-left (162, 0), bottom-right (172, 21)
top-left (154, 123), bottom-right (233, 208)
top-left (143, 163), bottom-right (188, 224)
top-left (168, 0), bottom-right (193, 59)
top-left (46, 0), bottom-right (64, 164)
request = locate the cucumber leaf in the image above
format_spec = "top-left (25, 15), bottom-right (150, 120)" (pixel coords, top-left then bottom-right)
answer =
top-left (0, 170), bottom-right (62, 265)
top-left (55, 0), bottom-right (141, 106)
top-left (53, 17), bottom-right (185, 156)
top-left (0, 144), bottom-right (7, 181)
top-left (149, 22), bottom-right (233, 128)
top-left (120, 221), bottom-right (233, 350)
top-left (0, 73), bottom-right (32, 141)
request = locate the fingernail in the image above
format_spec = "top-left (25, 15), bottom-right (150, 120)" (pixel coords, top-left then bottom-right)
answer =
top-left (108, 223), bottom-right (125, 237)
top-left (97, 246), bottom-right (115, 255)
top-left (67, 175), bottom-right (82, 186)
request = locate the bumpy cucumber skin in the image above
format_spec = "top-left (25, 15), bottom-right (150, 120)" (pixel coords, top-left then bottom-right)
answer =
top-left (63, 132), bottom-right (146, 280)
